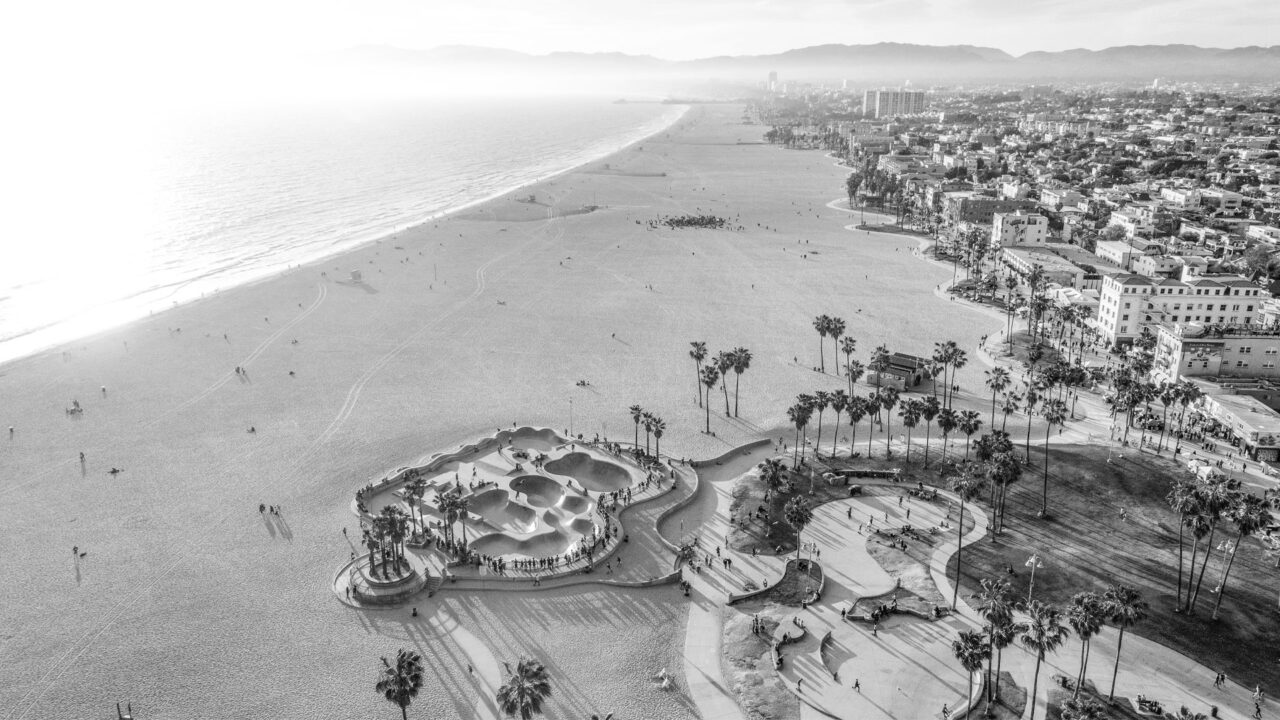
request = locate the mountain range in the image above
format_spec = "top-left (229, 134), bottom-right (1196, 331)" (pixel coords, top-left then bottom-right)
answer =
top-left (342, 42), bottom-right (1280, 84)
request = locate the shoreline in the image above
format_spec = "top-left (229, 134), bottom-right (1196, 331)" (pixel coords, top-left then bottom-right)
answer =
top-left (0, 103), bottom-right (690, 370)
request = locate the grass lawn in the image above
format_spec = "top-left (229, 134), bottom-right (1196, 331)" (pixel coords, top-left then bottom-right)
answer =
top-left (755, 559), bottom-right (824, 606)
top-left (948, 443), bottom-right (1280, 696)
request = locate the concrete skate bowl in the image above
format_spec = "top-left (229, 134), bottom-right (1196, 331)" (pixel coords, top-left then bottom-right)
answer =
top-left (470, 528), bottom-right (578, 559)
top-left (469, 488), bottom-right (538, 534)
top-left (559, 494), bottom-right (593, 515)
top-left (498, 426), bottom-right (561, 453)
top-left (544, 453), bottom-right (632, 492)
top-left (510, 475), bottom-right (566, 508)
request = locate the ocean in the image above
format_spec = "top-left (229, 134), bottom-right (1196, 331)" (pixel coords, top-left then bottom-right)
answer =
top-left (0, 96), bottom-right (685, 365)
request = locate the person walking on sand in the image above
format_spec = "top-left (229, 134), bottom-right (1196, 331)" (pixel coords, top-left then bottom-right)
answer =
top-left (853, 679), bottom-right (860, 692)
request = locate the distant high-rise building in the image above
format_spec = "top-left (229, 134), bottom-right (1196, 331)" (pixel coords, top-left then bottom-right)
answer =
top-left (862, 88), bottom-right (927, 118)
top-left (1152, 78), bottom-right (1160, 90)
top-left (767, 71), bottom-right (778, 92)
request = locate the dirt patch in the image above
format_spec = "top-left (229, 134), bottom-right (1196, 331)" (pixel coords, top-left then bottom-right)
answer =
top-left (754, 559), bottom-right (824, 607)
top-left (722, 607), bottom-right (801, 720)
top-left (851, 587), bottom-right (940, 620)
top-left (1045, 677), bottom-right (1144, 720)
top-left (865, 533), bottom-right (947, 606)
top-left (971, 672), bottom-right (1028, 720)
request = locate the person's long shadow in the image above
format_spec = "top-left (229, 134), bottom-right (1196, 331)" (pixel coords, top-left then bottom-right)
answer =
top-left (275, 515), bottom-right (294, 542)
top-left (336, 279), bottom-right (379, 294)
top-left (262, 513), bottom-right (277, 539)
top-left (75, 557), bottom-right (82, 585)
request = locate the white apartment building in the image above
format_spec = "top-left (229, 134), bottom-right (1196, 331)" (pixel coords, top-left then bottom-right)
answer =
top-left (1108, 208), bottom-right (1154, 238)
top-left (1201, 189), bottom-right (1244, 213)
top-left (1096, 274), bottom-right (1265, 347)
top-left (990, 210), bottom-right (1047, 248)
top-left (1159, 187), bottom-right (1201, 208)
top-left (1093, 240), bottom-right (1137, 270)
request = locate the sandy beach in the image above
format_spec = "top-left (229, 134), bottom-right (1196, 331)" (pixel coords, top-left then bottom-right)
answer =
top-left (0, 103), bottom-right (998, 718)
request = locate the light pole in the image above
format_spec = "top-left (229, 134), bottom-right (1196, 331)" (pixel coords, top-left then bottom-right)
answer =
top-left (1025, 552), bottom-right (1044, 605)
top-left (569, 398), bottom-right (574, 438)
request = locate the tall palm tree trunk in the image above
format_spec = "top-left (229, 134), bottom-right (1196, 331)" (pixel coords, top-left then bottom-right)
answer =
top-left (694, 363), bottom-right (702, 407)
top-left (734, 374), bottom-right (741, 417)
top-left (1211, 534), bottom-right (1243, 620)
top-left (1190, 526), bottom-right (1217, 612)
top-left (1029, 655), bottom-right (1043, 720)
top-left (952, 497), bottom-right (965, 609)
top-left (1175, 519), bottom-right (1185, 608)
top-left (1042, 426), bottom-right (1051, 516)
top-left (1108, 628), bottom-right (1126, 701)
top-left (1074, 640), bottom-right (1088, 699)
top-left (831, 414), bottom-right (841, 458)
top-left (1183, 536), bottom-right (1201, 612)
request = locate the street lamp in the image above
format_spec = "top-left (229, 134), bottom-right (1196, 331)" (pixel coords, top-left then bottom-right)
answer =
top-left (569, 398), bottom-right (574, 437)
top-left (1025, 553), bottom-right (1044, 605)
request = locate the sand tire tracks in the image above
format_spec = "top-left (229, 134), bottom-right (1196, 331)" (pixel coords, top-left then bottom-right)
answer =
top-left (144, 283), bottom-right (328, 428)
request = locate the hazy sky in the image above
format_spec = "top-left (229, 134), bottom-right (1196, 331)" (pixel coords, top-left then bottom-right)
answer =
top-left (9, 0), bottom-right (1279, 68)
top-left (3, 0), bottom-right (1278, 105)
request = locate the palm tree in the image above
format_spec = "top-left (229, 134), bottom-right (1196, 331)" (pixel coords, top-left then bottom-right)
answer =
top-left (1189, 478), bottom-right (1236, 613)
top-left (380, 506), bottom-right (409, 573)
top-left (829, 390), bottom-right (849, 458)
top-left (630, 404), bottom-right (644, 449)
top-left (948, 467), bottom-right (987, 609)
top-left (864, 393), bottom-right (881, 457)
top-left (731, 347), bottom-right (752, 417)
top-left (1000, 391), bottom-right (1021, 432)
top-left (1103, 584), bottom-right (1148, 702)
top-left (869, 345), bottom-right (890, 389)
top-left (985, 367), bottom-right (1011, 427)
top-left (840, 336), bottom-right (858, 385)
top-left (716, 351), bottom-right (734, 416)
top-left (405, 477), bottom-right (427, 532)
top-left (950, 348), bottom-right (969, 409)
top-left (784, 496), bottom-right (813, 560)
top-left (989, 614), bottom-right (1017, 703)
top-left (959, 410), bottom-right (983, 462)
top-left (937, 407), bottom-right (958, 462)
top-left (974, 578), bottom-right (1013, 703)
top-left (1065, 591), bottom-right (1106, 700)
top-left (879, 387), bottom-right (900, 457)
top-left (828, 317), bottom-right (847, 375)
top-left (1166, 478), bottom-right (1200, 609)
top-left (787, 402), bottom-right (812, 469)
top-left (376, 649), bottom-right (424, 720)
top-left (760, 458), bottom-right (786, 491)
top-left (1182, 510), bottom-right (1212, 614)
top-left (899, 399), bottom-right (921, 463)
top-left (436, 491), bottom-right (470, 547)
top-left (921, 395), bottom-right (941, 467)
top-left (845, 359), bottom-right (866, 397)
top-left (689, 342), bottom-right (707, 408)
top-left (813, 315), bottom-right (831, 372)
top-left (846, 395), bottom-right (868, 457)
top-left (952, 630), bottom-right (990, 717)
top-left (1039, 399), bottom-right (1068, 518)
top-left (652, 417), bottom-right (667, 460)
top-left (1018, 600), bottom-right (1071, 720)
top-left (1023, 385), bottom-right (1041, 461)
top-left (700, 366), bottom-right (720, 434)
top-left (812, 390), bottom-right (831, 455)
top-left (641, 412), bottom-right (654, 455)
top-left (1211, 493), bottom-right (1272, 619)
top-left (497, 658), bottom-right (553, 720)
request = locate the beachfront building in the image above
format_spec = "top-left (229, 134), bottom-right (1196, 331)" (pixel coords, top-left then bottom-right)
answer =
top-left (863, 89), bottom-right (927, 119)
top-left (1001, 246), bottom-right (1089, 289)
top-left (990, 210), bottom-right (1048, 248)
top-left (943, 192), bottom-right (1037, 225)
top-left (1097, 274), bottom-right (1265, 347)
top-left (1154, 323), bottom-right (1280, 383)
top-left (1191, 391), bottom-right (1280, 462)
